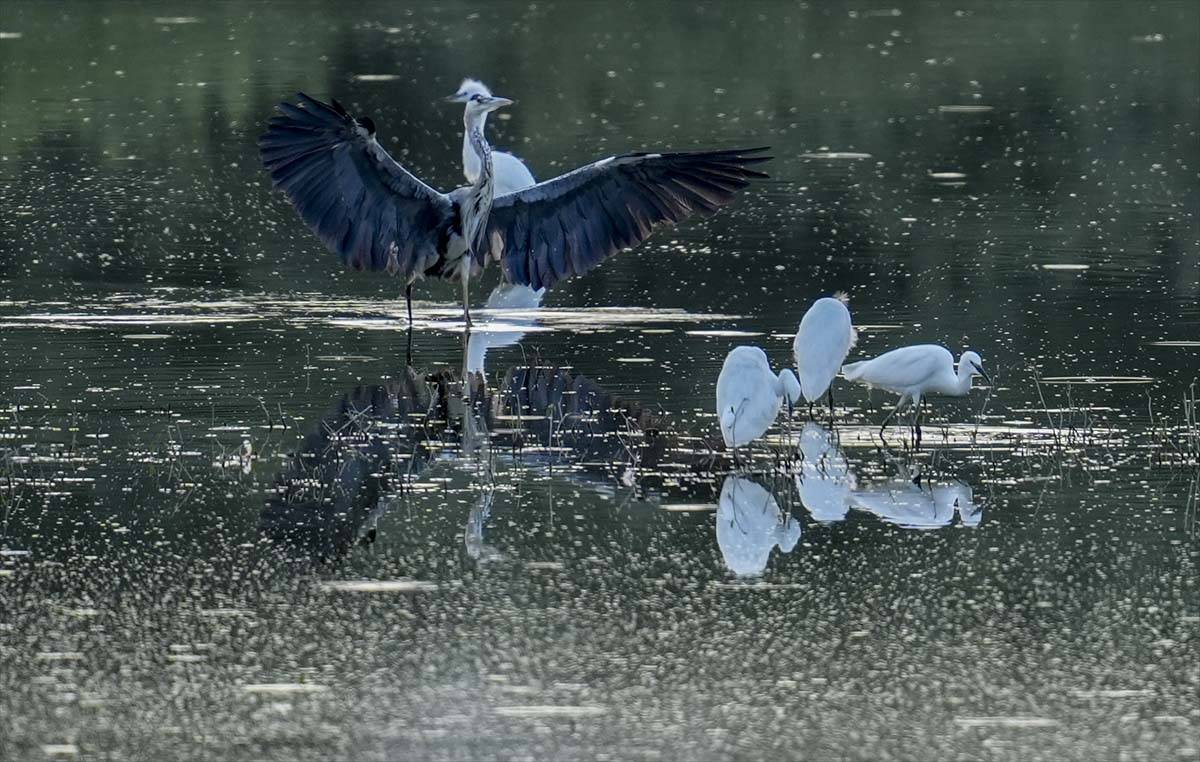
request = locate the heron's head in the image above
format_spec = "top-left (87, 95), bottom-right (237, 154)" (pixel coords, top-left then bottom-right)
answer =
top-left (447, 78), bottom-right (492, 102)
top-left (447, 79), bottom-right (513, 114)
top-left (959, 350), bottom-right (992, 385)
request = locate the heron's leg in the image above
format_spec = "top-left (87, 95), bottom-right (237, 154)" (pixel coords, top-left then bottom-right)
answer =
top-left (461, 276), bottom-right (472, 331)
top-left (405, 283), bottom-right (414, 367)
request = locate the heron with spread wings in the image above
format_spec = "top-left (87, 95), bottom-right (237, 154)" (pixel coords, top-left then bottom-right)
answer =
top-left (257, 85), bottom-right (770, 342)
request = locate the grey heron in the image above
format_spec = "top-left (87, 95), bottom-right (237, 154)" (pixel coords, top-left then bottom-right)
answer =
top-left (447, 78), bottom-right (536, 194)
top-left (257, 88), bottom-right (770, 349)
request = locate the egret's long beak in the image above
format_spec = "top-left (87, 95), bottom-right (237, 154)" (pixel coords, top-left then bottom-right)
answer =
top-left (972, 362), bottom-right (993, 386)
top-left (489, 96), bottom-right (514, 108)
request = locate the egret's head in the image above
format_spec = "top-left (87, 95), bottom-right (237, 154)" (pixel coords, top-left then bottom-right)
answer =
top-left (960, 350), bottom-right (992, 385)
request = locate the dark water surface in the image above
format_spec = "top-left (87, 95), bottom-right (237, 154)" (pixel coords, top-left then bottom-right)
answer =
top-left (2, 2), bottom-right (1198, 760)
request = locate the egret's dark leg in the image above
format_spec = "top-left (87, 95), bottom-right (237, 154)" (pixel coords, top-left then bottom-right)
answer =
top-left (913, 397), bottom-right (925, 449)
top-left (827, 388), bottom-right (836, 418)
top-left (879, 399), bottom-right (904, 438)
top-left (807, 401), bottom-right (814, 420)
top-left (405, 284), bottom-right (414, 367)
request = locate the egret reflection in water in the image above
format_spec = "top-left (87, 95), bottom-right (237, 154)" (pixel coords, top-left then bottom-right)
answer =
top-left (465, 284), bottom-right (546, 376)
top-left (715, 476), bottom-right (802, 577)
top-left (848, 463), bottom-right (981, 530)
top-left (794, 422), bottom-right (856, 523)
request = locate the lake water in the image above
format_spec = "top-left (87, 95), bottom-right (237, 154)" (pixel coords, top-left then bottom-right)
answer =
top-left (1, 1), bottom-right (1197, 760)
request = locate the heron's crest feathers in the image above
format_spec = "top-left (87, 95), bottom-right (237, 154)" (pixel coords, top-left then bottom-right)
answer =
top-left (456, 78), bottom-right (492, 97)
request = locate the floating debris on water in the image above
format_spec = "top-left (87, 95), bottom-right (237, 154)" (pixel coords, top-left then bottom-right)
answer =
top-left (493, 705), bottom-right (607, 718)
top-left (525, 561), bottom-right (565, 571)
top-left (318, 580), bottom-right (438, 593)
top-left (154, 16), bottom-right (201, 24)
top-left (800, 151), bottom-right (873, 160)
top-left (1071, 689), bottom-right (1154, 699)
top-left (953, 716), bottom-right (1061, 728)
top-left (352, 74), bottom-right (402, 81)
top-left (1040, 376), bottom-right (1155, 385)
top-left (659, 503), bottom-right (718, 512)
top-left (1041, 264), bottom-right (1091, 271)
top-left (938, 105), bottom-right (994, 113)
top-left (1146, 340), bottom-right (1200, 347)
top-left (242, 683), bottom-right (328, 695)
top-left (685, 329), bottom-right (764, 337)
top-left (121, 334), bottom-right (172, 340)
top-left (312, 355), bottom-right (380, 362)
top-left (41, 745), bottom-right (80, 758)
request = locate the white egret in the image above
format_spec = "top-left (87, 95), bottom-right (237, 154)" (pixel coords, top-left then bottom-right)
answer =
top-left (465, 284), bottom-right (546, 375)
top-left (841, 345), bottom-right (991, 445)
top-left (716, 476), bottom-right (801, 577)
top-left (447, 79), bottom-right (536, 194)
top-left (792, 293), bottom-right (856, 415)
top-left (794, 422), bottom-right (856, 522)
top-left (716, 346), bottom-right (802, 451)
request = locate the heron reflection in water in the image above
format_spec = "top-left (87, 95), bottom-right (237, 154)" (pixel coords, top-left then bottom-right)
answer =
top-left (259, 358), bottom-right (672, 565)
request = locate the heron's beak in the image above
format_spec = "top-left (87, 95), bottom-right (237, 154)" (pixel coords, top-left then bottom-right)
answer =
top-left (972, 362), bottom-right (993, 386)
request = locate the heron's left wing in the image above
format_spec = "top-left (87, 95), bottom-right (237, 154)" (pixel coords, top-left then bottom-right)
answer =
top-left (259, 93), bottom-right (455, 279)
top-left (486, 148), bottom-right (770, 290)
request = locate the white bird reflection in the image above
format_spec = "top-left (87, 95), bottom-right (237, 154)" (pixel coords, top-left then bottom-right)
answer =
top-left (716, 476), bottom-right (802, 577)
top-left (849, 468), bottom-right (981, 529)
top-left (465, 284), bottom-right (546, 375)
top-left (794, 422), bottom-right (856, 523)
top-left (465, 488), bottom-right (503, 563)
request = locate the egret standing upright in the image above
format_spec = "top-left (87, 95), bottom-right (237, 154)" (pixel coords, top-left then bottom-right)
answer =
top-left (793, 293), bottom-right (856, 416)
top-left (258, 87), bottom-right (770, 361)
top-left (841, 345), bottom-right (992, 446)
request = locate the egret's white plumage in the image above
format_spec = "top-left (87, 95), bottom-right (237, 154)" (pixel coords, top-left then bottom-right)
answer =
top-left (841, 344), bottom-right (991, 440)
top-left (465, 283), bottom-right (546, 374)
top-left (716, 346), bottom-right (802, 448)
top-left (850, 478), bottom-right (979, 530)
top-left (451, 79), bottom-right (536, 194)
top-left (793, 293), bottom-right (856, 405)
top-left (716, 476), bottom-right (801, 577)
top-left (842, 345), bottom-right (989, 408)
top-left (794, 422), bottom-right (856, 522)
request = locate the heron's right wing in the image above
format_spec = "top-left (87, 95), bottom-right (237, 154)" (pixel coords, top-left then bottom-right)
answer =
top-left (259, 93), bottom-right (455, 278)
top-left (485, 147), bottom-right (770, 290)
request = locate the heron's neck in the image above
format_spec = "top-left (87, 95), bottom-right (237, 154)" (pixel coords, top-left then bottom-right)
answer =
top-left (461, 111), bottom-right (489, 183)
top-left (464, 113), bottom-right (493, 190)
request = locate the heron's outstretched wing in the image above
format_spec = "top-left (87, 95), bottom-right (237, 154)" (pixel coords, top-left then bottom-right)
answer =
top-left (259, 93), bottom-right (456, 278)
top-left (486, 147), bottom-right (770, 290)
